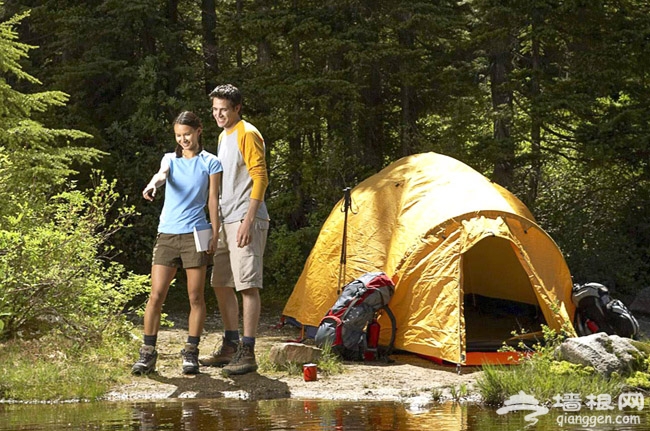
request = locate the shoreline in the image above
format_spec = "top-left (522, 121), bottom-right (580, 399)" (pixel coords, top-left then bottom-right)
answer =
top-left (103, 318), bottom-right (484, 404)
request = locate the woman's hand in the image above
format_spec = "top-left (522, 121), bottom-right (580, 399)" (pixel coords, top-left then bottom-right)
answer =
top-left (143, 183), bottom-right (156, 201)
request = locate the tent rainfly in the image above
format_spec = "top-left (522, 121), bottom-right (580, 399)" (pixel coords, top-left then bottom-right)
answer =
top-left (282, 152), bottom-right (575, 365)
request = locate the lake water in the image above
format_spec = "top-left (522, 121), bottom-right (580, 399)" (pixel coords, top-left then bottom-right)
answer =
top-left (1, 398), bottom-right (648, 430)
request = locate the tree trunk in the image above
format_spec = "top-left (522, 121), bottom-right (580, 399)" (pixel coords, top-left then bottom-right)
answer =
top-left (201, 0), bottom-right (219, 94)
top-left (359, 64), bottom-right (384, 172)
top-left (527, 11), bottom-right (542, 207)
top-left (398, 11), bottom-right (417, 157)
top-left (236, 0), bottom-right (243, 68)
top-left (489, 45), bottom-right (515, 189)
top-left (287, 24), bottom-right (307, 229)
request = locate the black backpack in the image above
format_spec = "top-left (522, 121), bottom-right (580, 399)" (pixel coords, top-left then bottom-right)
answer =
top-left (315, 272), bottom-right (397, 361)
top-left (572, 282), bottom-right (639, 339)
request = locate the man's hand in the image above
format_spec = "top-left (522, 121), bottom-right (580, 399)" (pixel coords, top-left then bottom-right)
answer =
top-left (237, 219), bottom-right (253, 247)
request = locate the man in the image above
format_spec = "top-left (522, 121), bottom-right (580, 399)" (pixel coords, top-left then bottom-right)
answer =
top-left (199, 84), bottom-right (270, 376)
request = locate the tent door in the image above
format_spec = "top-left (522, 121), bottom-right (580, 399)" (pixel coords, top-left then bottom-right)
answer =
top-left (461, 235), bottom-right (547, 352)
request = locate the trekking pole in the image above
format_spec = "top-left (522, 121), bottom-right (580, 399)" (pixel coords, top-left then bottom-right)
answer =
top-left (337, 187), bottom-right (352, 294)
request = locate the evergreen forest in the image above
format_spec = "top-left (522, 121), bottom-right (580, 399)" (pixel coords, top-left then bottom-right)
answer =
top-left (2, 0), bottom-right (650, 342)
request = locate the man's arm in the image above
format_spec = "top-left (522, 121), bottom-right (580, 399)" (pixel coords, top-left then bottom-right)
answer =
top-left (237, 129), bottom-right (268, 247)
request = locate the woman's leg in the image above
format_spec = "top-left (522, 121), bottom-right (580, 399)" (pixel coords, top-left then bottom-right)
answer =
top-left (186, 266), bottom-right (207, 338)
top-left (143, 264), bottom-right (177, 335)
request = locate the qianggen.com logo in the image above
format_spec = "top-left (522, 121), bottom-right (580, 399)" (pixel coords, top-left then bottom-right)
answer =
top-left (496, 391), bottom-right (644, 428)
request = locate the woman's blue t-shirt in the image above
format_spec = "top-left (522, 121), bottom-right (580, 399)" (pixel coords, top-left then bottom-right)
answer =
top-left (158, 150), bottom-right (222, 234)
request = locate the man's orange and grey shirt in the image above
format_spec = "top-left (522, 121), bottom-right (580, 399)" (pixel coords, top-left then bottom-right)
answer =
top-left (217, 119), bottom-right (269, 224)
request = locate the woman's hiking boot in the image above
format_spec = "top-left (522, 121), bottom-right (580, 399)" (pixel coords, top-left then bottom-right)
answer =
top-left (132, 345), bottom-right (158, 375)
top-left (221, 342), bottom-right (257, 376)
top-left (181, 343), bottom-right (200, 374)
top-left (199, 337), bottom-right (237, 367)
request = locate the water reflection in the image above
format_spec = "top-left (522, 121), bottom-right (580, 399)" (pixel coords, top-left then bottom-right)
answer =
top-left (0, 399), bottom-right (647, 430)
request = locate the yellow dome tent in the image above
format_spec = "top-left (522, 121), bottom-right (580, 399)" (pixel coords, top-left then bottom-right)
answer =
top-left (282, 152), bottom-right (575, 365)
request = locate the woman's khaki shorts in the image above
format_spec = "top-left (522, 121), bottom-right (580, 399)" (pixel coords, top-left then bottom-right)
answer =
top-left (152, 233), bottom-right (210, 268)
top-left (210, 219), bottom-right (269, 291)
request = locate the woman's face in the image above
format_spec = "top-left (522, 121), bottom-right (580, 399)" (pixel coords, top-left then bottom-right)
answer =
top-left (174, 123), bottom-right (202, 153)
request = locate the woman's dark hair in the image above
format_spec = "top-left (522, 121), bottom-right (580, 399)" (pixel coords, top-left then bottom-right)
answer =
top-left (173, 111), bottom-right (203, 157)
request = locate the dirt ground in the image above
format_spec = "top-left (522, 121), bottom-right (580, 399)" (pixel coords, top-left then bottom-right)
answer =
top-left (105, 310), bottom-right (483, 405)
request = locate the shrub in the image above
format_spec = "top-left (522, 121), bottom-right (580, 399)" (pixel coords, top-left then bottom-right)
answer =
top-left (0, 172), bottom-right (149, 343)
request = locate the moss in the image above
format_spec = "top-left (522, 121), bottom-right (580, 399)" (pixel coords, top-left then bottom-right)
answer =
top-left (549, 360), bottom-right (594, 376)
top-left (626, 371), bottom-right (650, 390)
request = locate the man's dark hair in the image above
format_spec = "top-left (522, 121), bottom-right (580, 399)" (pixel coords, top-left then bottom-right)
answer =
top-left (209, 84), bottom-right (242, 107)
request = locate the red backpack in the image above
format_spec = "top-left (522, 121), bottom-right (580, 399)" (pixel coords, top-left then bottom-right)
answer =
top-left (314, 272), bottom-right (396, 361)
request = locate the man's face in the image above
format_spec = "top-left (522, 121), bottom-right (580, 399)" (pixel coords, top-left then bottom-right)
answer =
top-left (212, 98), bottom-right (240, 130)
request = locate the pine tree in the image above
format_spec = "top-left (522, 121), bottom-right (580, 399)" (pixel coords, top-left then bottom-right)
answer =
top-left (0, 5), bottom-right (146, 340)
top-left (0, 8), bottom-right (101, 197)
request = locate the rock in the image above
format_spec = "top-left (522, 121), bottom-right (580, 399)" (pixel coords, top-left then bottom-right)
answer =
top-left (629, 287), bottom-right (650, 317)
top-left (555, 332), bottom-right (644, 377)
top-left (268, 342), bottom-right (322, 366)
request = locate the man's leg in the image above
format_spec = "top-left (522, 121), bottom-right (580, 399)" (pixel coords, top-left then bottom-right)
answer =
top-left (241, 287), bottom-right (260, 338)
top-left (221, 286), bottom-right (260, 376)
top-left (199, 285), bottom-right (240, 367)
top-left (199, 225), bottom-right (241, 367)
top-left (214, 285), bottom-right (239, 332)
top-left (221, 219), bottom-right (267, 376)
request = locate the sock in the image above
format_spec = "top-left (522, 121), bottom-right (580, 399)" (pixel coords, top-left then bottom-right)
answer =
top-left (187, 335), bottom-right (200, 346)
top-left (143, 334), bottom-right (157, 347)
top-left (225, 330), bottom-right (240, 343)
top-left (242, 336), bottom-right (255, 348)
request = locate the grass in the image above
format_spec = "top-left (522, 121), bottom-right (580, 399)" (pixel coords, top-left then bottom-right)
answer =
top-left (475, 326), bottom-right (649, 406)
top-left (0, 331), bottom-right (137, 402)
top-left (258, 342), bottom-right (344, 376)
top-left (476, 357), bottom-right (627, 405)
top-left (429, 387), bottom-right (444, 402)
top-left (449, 383), bottom-right (469, 402)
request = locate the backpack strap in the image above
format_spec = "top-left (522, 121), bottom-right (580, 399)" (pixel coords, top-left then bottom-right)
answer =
top-left (340, 296), bottom-right (363, 322)
top-left (318, 314), bottom-right (345, 347)
top-left (377, 305), bottom-right (397, 361)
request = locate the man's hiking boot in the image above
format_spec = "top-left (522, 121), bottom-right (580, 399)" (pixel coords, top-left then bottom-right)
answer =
top-left (222, 342), bottom-right (258, 376)
top-left (181, 343), bottom-right (200, 375)
top-left (132, 344), bottom-right (157, 375)
top-left (199, 337), bottom-right (238, 367)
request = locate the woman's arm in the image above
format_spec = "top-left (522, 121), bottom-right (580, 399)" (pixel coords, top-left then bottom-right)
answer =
top-left (143, 157), bottom-right (170, 201)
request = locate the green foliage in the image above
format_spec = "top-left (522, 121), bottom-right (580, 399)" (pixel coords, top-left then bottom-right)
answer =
top-left (477, 326), bottom-right (627, 405)
top-left (263, 224), bottom-right (321, 301)
top-left (3, 0), bottom-right (650, 304)
top-left (449, 383), bottom-right (469, 402)
top-left (0, 331), bottom-right (136, 401)
top-left (624, 352), bottom-right (650, 390)
top-left (626, 372), bottom-right (650, 390)
top-left (0, 7), bottom-right (149, 343)
top-left (316, 342), bottom-right (346, 376)
top-left (257, 341), bottom-right (344, 377)
top-left (0, 173), bottom-right (149, 342)
top-left (0, 9), bottom-right (103, 195)
top-left (536, 158), bottom-right (650, 294)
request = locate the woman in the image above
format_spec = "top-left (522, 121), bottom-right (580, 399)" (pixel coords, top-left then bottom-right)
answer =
top-left (132, 111), bottom-right (222, 375)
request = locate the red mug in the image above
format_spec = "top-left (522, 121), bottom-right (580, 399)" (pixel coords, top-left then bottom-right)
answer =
top-left (303, 363), bottom-right (317, 381)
